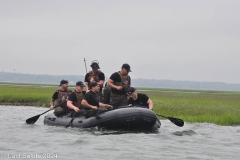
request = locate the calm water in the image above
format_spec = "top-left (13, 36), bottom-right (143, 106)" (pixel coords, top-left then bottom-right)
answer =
top-left (0, 105), bottom-right (239, 160)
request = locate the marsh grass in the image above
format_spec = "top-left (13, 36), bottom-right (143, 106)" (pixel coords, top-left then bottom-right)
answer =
top-left (139, 88), bottom-right (240, 126)
top-left (0, 83), bottom-right (240, 125)
top-left (0, 83), bottom-right (75, 107)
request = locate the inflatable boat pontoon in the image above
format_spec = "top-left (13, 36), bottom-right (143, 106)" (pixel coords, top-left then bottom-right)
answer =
top-left (44, 106), bottom-right (161, 131)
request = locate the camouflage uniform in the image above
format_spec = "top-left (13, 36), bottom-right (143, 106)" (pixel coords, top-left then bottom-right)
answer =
top-left (110, 72), bottom-right (130, 109)
top-left (71, 90), bottom-right (86, 117)
top-left (54, 89), bottom-right (72, 117)
top-left (103, 85), bottom-right (111, 104)
top-left (110, 94), bottom-right (128, 108)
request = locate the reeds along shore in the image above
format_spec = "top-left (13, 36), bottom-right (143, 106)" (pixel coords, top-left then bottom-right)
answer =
top-left (0, 83), bottom-right (240, 126)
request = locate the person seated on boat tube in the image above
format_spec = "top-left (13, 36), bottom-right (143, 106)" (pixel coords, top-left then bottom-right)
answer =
top-left (81, 81), bottom-right (113, 118)
top-left (127, 87), bottom-right (153, 110)
top-left (67, 81), bottom-right (86, 116)
top-left (50, 79), bottom-right (72, 117)
top-left (84, 60), bottom-right (105, 103)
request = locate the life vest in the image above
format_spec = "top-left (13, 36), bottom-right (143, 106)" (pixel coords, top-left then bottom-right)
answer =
top-left (87, 70), bottom-right (102, 86)
top-left (114, 71), bottom-right (130, 93)
top-left (73, 90), bottom-right (85, 109)
top-left (56, 89), bottom-right (72, 107)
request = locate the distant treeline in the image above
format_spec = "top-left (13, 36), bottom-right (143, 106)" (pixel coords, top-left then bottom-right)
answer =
top-left (1, 71), bottom-right (240, 91)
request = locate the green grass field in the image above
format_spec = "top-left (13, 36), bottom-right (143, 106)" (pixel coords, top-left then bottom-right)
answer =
top-left (1, 82), bottom-right (240, 126)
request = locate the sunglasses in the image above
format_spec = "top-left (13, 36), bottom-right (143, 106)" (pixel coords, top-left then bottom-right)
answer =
top-left (127, 92), bottom-right (134, 96)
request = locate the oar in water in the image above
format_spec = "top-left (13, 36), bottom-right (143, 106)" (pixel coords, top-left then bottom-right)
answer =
top-left (66, 112), bottom-right (77, 128)
top-left (26, 101), bottom-right (66, 124)
top-left (156, 114), bottom-right (184, 127)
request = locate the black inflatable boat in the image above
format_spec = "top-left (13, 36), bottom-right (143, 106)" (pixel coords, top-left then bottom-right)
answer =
top-left (44, 106), bottom-right (161, 131)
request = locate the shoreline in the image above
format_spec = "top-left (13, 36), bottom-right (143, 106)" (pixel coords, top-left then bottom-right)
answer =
top-left (0, 102), bottom-right (44, 107)
top-left (1, 83), bottom-right (240, 126)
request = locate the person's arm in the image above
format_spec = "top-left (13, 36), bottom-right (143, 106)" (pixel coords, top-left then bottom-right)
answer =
top-left (99, 102), bottom-right (113, 109)
top-left (67, 100), bottom-right (79, 112)
top-left (66, 93), bottom-right (79, 112)
top-left (98, 72), bottom-right (105, 87)
top-left (107, 79), bottom-right (122, 90)
top-left (84, 82), bottom-right (89, 92)
top-left (81, 99), bottom-right (98, 110)
top-left (50, 91), bottom-right (58, 110)
top-left (147, 98), bottom-right (153, 110)
top-left (50, 99), bottom-right (55, 110)
top-left (127, 98), bottom-right (132, 106)
top-left (84, 74), bottom-right (90, 91)
top-left (129, 76), bottom-right (131, 88)
top-left (98, 80), bottom-right (104, 87)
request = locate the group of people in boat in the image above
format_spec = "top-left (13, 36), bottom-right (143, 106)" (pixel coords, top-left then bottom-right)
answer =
top-left (49, 60), bottom-right (153, 118)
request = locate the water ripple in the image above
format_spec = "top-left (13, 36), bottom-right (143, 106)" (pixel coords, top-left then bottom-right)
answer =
top-left (172, 130), bottom-right (197, 136)
top-left (1, 105), bottom-right (240, 160)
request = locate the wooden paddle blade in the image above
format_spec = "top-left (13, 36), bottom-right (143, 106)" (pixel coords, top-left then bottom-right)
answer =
top-left (168, 117), bottom-right (184, 127)
top-left (26, 115), bottom-right (40, 124)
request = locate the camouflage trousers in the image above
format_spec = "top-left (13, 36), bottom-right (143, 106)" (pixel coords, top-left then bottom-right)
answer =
top-left (109, 93), bottom-right (128, 109)
top-left (97, 92), bottom-right (103, 103)
top-left (81, 108), bottom-right (107, 118)
top-left (54, 106), bottom-right (72, 117)
top-left (103, 86), bottom-right (111, 104)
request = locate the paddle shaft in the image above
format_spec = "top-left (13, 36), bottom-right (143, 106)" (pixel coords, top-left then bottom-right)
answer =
top-left (41, 101), bottom-right (66, 115)
top-left (65, 108), bottom-right (112, 127)
top-left (156, 114), bottom-right (168, 119)
top-left (156, 113), bottom-right (184, 127)
top-left (26, 101), bottom-right (66, 124)
top-left (38, 103), bottom-right (63, 116)
top-left (38, 109), bottom-right (51, 116)
top-left (66, 112), bottom-right (77, 128)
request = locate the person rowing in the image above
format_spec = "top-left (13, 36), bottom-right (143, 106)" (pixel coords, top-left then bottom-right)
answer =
top-left (67, 81), bottom-right (86, 116)
top-left (50, 79), bottom-right (72, 116)
top-left (81, 81), bottom-right (113, 118)
top-left (127, 87), bottom-right (153, 110)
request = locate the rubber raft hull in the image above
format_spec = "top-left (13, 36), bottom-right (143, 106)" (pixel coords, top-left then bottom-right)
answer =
top-left (44, 107), bottom-right (161, 131)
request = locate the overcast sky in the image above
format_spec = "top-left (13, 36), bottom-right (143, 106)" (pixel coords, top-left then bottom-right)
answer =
top-left (1, 0), bottom-right (239, 84)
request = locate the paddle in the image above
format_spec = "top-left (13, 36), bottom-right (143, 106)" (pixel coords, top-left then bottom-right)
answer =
top-left (66, 112), bottom-right (77, 128)
top-left (26, 101), bottom-right (66, 124)
top-left (156, 114), bottom-right (184, 127)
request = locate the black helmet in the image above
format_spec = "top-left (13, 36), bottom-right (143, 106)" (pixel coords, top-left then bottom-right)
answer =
top-left (90, 60), bottom-right (100, 69)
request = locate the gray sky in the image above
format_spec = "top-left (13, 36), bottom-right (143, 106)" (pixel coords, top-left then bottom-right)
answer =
top-left (1, 0), bottom-right (240, 84)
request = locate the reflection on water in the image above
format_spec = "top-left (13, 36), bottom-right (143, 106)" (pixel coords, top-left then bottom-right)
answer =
top-left (0, 105), bottom-right (240, 160)
top-left (172, 130), bottom-right (197, 136)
